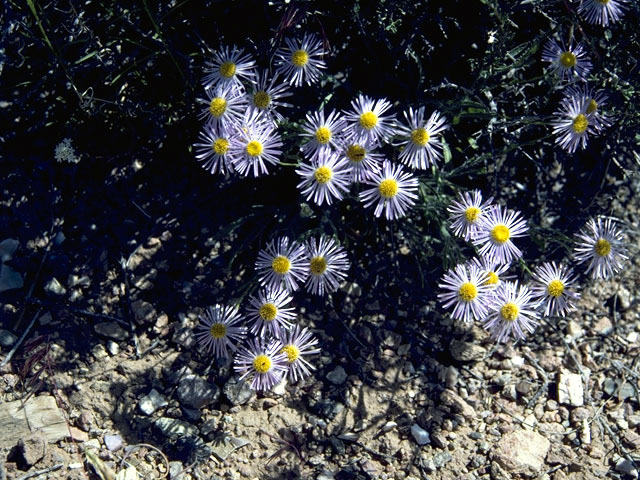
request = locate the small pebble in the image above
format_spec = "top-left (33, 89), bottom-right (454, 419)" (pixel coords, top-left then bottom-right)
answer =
top-left (411, 424), bottom-right (430, 445)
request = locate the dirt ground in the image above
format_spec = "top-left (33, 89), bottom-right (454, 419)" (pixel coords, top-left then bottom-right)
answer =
top-left (1, 167), bottom-right (639, 480)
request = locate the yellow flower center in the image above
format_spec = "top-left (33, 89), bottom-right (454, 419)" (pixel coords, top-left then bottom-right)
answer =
top-left (310, 256), bottom-right (328, 275)
top-left (314, 166), bottom-right (333, 184)
top-left (491, 225), bottom-right (510, 244)
top-left (253, 354), bottom-right (272, 374)
top-left (547, 279), bottom-right (565, 298)
top-left (246, 140), bottom-right (263, 157)
top-left (282, 344), bottom-right (300, 363)
top-left (484, 271), bottom-right (499, 285)
top-left (586, 99), bottom-right (598, 115)
top-left (259, 303), bottom-right (278, 321)
top-left (346, 144), bottom-right (366, 162)
top-left (271, 255), bottom-right (291, 274)
top-left (292, 49), bottom-right (309, 67)
top-left (465, 206), bottom-right (481, 223)
top-left (411, 127), bottom-right (430, 147)
top-left (315, 126), bottom-right (331, 144)
top-left (253, 91), bottom-right (271, 109)
top-left (219, 61), bottom-right (236, 78)
top-left (594, 238), bottom-right (611, 257)
top-left (500, 302), bottom-right (519, 322)
top-left (209, 97), bottom-right (227, 118)
top-left (209, 323), bottom-right (227, 339)
top-left (458, 282), bottom-right (478, 302)
top-left (559, 51), bottom-right (577, 68)
top-left (359, 111), bottom-right (378, 130)
top-left (597, 0), bottom-right (610, 3)
top-left (378, 179), bottom-right (398, 199)
top-left (572, 114), bottom-right (588, 134)
top-left (212, 138), bottom-right (229, 155)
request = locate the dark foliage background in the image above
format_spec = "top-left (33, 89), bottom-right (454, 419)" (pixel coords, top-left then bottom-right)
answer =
top-left (1, 0), bottom-right (639, 339)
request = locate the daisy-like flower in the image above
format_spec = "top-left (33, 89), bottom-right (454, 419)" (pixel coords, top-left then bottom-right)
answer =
top-left (483, 281), bottom-right (540, 343)
top-left (437, 262), bottom-right (491, 323)
top-left (447, 190), bottom-right (495, 241)
top-left (229, 110), bottom-right (283, 177)
top-left (247, 286), bottom-right (296, 337)
top-left (194, 305), bottom-right (247, 358)
top-left (530, 262), bottom-right (581, 317)
top-left (296, 151), bottom-right (351, 206)
top-left (552, 93), bottom-right (598, 153)
top-left (359, 161), bottom-right (418, 220)
top-left (193, 124), bottom-right (234, 175)
top-left (578, 0), bottom-right (628, 26)
top-left (278, 325), bottom-right (321, 382)
top-left (202, 45), bottom-right (257, 90)
top-left (473, 205), bottom-right (528, 264)
top-left (300, 109), bottom-right (346, 160)
top-left (483, 282), bottom-right (540, 343)
top-left (255, 236), bottom-right (308, 292)
top-left (274, 33), bottom-right (326, 87)
top-left (564, 85), bottom-right (611, 131)
top-left (573, 216), bottom-right (628, 279)
top-left (336, 136), bottom-right (382, 182)
top-left (395, 107), bottom-right (448, 170)
top-left (468, 257), bottom-right (512, 290)
top-left (305, 236), bottom-right (350, 296)
top-left (198, 83), bottom-right (247, 130)
top-left (542, 39), bottom-right (592, 82)
top-left (343, 94), bottom-right (396, 145)
top-left (246, 70), bottom-right (292, 123)
top-left (234, 337), bottom-right (288, 391)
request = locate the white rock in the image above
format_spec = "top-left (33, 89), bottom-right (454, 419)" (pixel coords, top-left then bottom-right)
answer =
top-left (511, 355), bottom-right (525, 367)
top-left (557, 370), bottom-right (584, 406)
top-left (615, 458), bottom-right (638, 478)
top-left (382, 421), bottom-right (397, 432)
top-left (411, 424), bottom-right (430, 445)
top-left (139, 388), bottom-right (168, 415)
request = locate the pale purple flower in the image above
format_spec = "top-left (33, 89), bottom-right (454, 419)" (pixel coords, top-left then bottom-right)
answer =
top-left (483, 281), bottom-right (540, 343)
top-left (255, 237), bottom-right (308, 292)
top-left (247, 286), bottom-right (296, 337)
top-left (437, 263), bottom-right (492, 323)
top-left (234, 338), bottom-right (288, 391)
top-left (573, 216), bottom-right (627, 279)
top-left (530, 262), bottom-right (581, 317)
top-left (473, 205), bottom-right (528, 264)
top-left (278, 325), bottom-right (321, 382)
top-left (305, 236), bottom-right (350, 296)
top-left (194, 305), bottom-right (247, 358)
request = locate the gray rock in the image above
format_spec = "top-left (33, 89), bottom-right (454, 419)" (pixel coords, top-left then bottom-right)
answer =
top-left (326, 366), bottom-right (347, 385)
top-left (169, 461), bottom-right (183, 480)
top-left (431, 431), bottom-right (448, 449)
top-left (94, 321), bottom-right (128, 341)
top-left (450, 340), bottom-right (487, 362)
top-left (104, 434), bottom-right (123, 451)
top-left (44, 277), bottom-right (66, 296)
top-left (615, 457), bottom-right (638, 477)
top-left (312, 400), bottom-right (344, 420)
top-left (433, 451), bottom-right (453, 468)
top-left (0, 329), bottom-right (17, 348)
top-left (153, 417), bottom-right (199, 440)
top-left (131, 299), bottom-right (156, 325)
top-left (139, 388), bottom-right (168, 415)
top-left (223, 376), bottom-right (255, 405)
top-left (491, 429), bottom-right (550, 476)
top-left (411, 424), bottom-right (431, 445)
top-left (210, 435), bottom-right (250, 461)
top-left (176, 375), bottom-right (220, 409)
top-left (604, 378), bottom-right (635, 400)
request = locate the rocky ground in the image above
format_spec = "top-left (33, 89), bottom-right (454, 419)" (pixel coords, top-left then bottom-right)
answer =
top-left (1, 168), bottom-right (639, 480)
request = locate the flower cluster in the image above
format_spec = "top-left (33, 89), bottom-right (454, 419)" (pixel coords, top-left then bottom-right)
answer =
top-left (194, 35), bottom-right (451, 221)
top-left (194, 235), bottom-right (349, 391)
top-left (440, 190), bottom-right (627, 343)
top-left (543, 0), bottom-right (624, 154)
